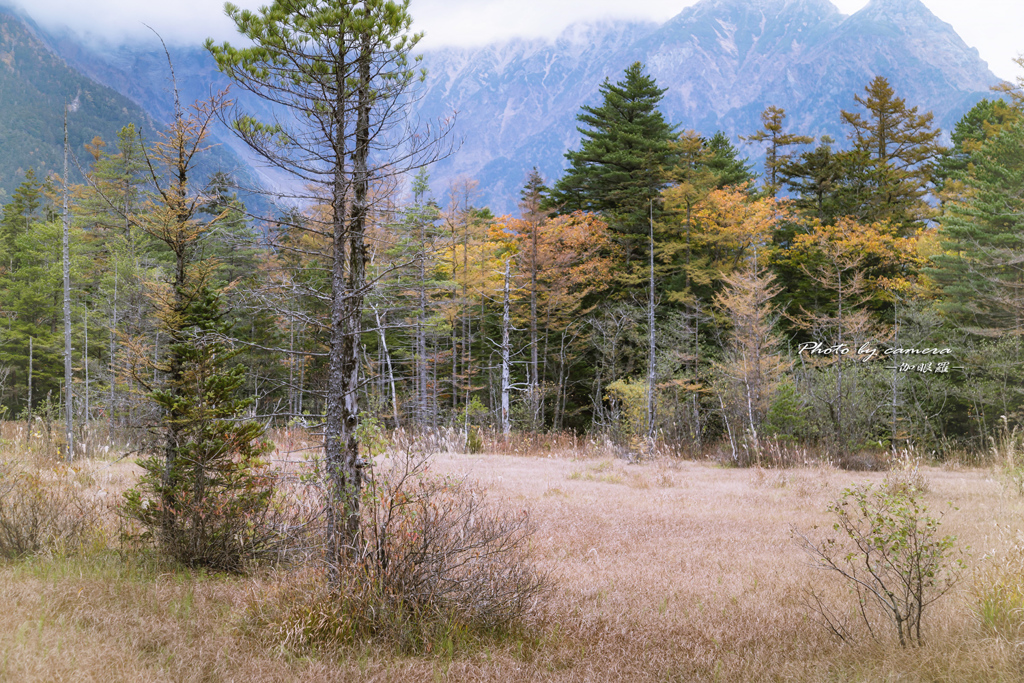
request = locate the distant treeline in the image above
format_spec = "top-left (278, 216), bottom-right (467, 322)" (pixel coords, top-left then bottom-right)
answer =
top-left (2, 61), bottom-right (1024, 458)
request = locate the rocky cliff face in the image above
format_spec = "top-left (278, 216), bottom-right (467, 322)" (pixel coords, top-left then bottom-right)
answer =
top-left (417, 0), bottom-right (999, 212)
top-left (1, 10), bottom-right (286, 210)
top-left (2, 0), bottom-right (1002, 213)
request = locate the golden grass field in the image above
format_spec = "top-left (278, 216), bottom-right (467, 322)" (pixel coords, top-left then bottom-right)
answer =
top-left (2, 428), bottom-right (1024, 681)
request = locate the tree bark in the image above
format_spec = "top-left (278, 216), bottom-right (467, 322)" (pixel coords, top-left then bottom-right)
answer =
top-left (500, 260), bottom-right (512, 435)
top-left (62, 108), bottom-right (74, 461)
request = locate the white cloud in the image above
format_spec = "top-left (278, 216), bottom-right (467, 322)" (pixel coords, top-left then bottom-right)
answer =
top-left (409, 0), bottom-right (684, 47)
top-left (9, 0), bottom-right (1022, 80)
top-left (11, 0), bottom-right (263, 46)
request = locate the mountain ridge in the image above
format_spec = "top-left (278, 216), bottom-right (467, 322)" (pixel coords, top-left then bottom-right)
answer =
top-left (0, 4), bottom-right (154, 197)
top-left (0, 0), bottom-right (1004, 213)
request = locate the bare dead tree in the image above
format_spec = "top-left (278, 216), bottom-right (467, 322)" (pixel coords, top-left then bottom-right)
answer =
top-left (62, 106), bottom-right (74, 461)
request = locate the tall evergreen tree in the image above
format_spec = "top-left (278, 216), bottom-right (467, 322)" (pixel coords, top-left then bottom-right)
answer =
top-left (742, 106), bottom-right (813, 196)
top-left (779, 139), bottom-right (874, 224)
top-left (928, 116), bottom-right (1024, 441)
top-left (519, 167), bottom-right (549, 222)
top-left (703, 131), bottom-right (755, 189)
top-left (1, 170), bottom-right (48, 271)
top-left (78, 125), bottom-right (149, 429)
top-left (549, 62), bottom-right (677, 248)
top-left (519, 168), bottom-right (547, 428)
top-left (207, 0), bottom-right (449, 568)
top-left (934, 99), bottom-right (1018, 200)
top-left (931, 119), bottom-right (1024, 333)
top-left (0, 217), bottom-right (76, 412)
top-left (839, 76), bottom-right (945, 230)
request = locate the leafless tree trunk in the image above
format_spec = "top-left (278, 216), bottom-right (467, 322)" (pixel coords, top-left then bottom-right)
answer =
top-left (62, 107), bottom-right (74, 461)
top-left (109, 265), bottom-right (117, 434)
top-left (529, 212), bottom-right (540, 430)
top-left (500, 259), bottom-right (512, 435)
top-left (26, 336), bottom-right (32, 445)
top-left (208, 1), bottom-right (452, 577)
top-left (647, 204), bottom-right (656, 448)
top-left (84, 305), bottom-right (90, 421)
top-left (372, 303), bottom-right (400, 427)
top-left (324, 35), bottom-right (372, 564)
top-left (417, 208), bottom-right (430, 427)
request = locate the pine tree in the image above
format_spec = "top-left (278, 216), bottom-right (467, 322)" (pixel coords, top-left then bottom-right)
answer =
top-left (78, 125), bottom-right (149, 429)
top-left (405, 171), bottom-right (444, 427)
top-left (124, 288), bottom-right (277, 572)
top-left (1, 170), bottom-right (48, 271)
top-left (779, 138), bottom-right (857, 223)
top-left (659, 131), bottom-right (718, 301)
top-left (842, 77), bottom-right (943, 171)
top-left (207, 0), bottom-right (449, 568)
top-left (934, 99), bottom-right (1018, 201)
top-left (788, 217), bottom-right (917, 452)
top-left (110, 81), bottom-right (282, 570)
top-left (703, 131), bottom-right (754, 189)
top-left (0, 217), bottom-right (74, 413)
top-left (519, 168), bottom-right (547, 429)
top-left (839, 76), bottom-right (945, 230)
top-left (931, 119), bottom-right (1024, 333)
top-left (742, 106), bottom-right (813, 196)
top-left (549, 62), bottom-right (677, 245)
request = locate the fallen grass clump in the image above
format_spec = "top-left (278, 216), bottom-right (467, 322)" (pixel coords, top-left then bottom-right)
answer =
top-left (0, 458), bottom-right (105, 560)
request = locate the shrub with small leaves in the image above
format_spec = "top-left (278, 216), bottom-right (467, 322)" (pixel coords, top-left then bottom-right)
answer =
top-left (796, 483), bottom-right (963, 647)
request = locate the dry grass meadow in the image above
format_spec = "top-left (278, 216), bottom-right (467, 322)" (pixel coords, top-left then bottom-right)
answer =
top-left (2, 422), bottom-right (1024, 681)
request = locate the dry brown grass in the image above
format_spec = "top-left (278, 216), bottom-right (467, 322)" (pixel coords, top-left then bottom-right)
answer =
top-left (421, 452), bottom-right (1024, 681)
top-left (2, 427), bottom-right (1024, 681)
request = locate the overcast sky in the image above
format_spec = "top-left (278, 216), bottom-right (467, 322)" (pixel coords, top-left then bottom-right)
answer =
top-left (9, 0), bottom-right (1023, 81)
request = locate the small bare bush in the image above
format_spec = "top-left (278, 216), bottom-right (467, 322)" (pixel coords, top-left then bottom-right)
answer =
top-left (796, 483), bottom-right (963, 647)
top-left (0, 460), bottom-right (103, 560)
top-left (254, 447), bottom-right (544, 653)
top-left (364, 466), bottom-right (541, 628)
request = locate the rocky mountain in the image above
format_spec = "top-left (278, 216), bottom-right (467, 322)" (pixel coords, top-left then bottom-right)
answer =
top-left (32, 34), bottom-right (288, 201)
top-left (0, 0), bottom-right (1003, 213)
top-left (0, 5), bottom-right (150, 199)
top-left (417, 0), bottom-right (1000, 212)
top-left (0, 4), bottom-right (275, 205)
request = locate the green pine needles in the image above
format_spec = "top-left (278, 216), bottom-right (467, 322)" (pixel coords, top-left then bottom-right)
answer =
top-left (549, 61), bottom-right (678, 237)
top-left (124, 289), bottom-right (280, 572)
